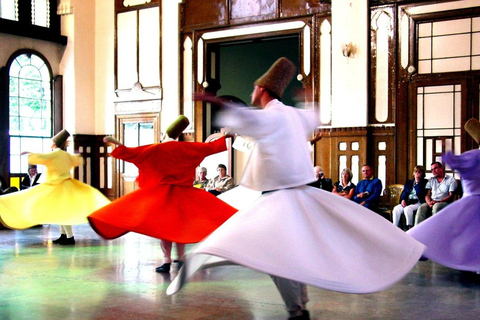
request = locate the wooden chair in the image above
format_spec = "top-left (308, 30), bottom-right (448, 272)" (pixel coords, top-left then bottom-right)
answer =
top-left (382, 184), bottom-right (404, 221)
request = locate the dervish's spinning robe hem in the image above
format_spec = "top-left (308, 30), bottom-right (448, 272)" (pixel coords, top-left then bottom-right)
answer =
top-left (0, 149), bottom-right (110, 229)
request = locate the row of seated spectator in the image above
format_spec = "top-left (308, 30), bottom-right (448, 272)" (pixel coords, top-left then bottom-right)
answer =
top-left (196, 161), bottom-right (463, 229)
top-left (392, 162), bottom-right (459, 230)
top-left (309, 164), bottom-right (395, 221)
top-left (312, 164), bottom-right (384, 212)
top-left (193, 164), bottom-right (235, 196)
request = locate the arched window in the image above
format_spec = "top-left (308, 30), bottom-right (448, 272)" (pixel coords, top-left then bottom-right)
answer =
top-left (8, 52), bottom-right (53, 174)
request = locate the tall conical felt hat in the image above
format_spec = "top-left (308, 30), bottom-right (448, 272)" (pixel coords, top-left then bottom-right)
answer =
top-left (254, 57), bottom-right (296, 99)
top-left (465, 118), bottom-right (480, 144)
top-left (52, 129), bottom-right (70, 149)
top-left (166, 115), bottom-right (190, 140)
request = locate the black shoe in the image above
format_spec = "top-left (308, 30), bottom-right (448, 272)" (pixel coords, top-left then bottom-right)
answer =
top-left (59, 236), bottom-right (75, 245)
top-left (177, 260), bottom-right (184, 270)
top-left (52, 234), bottom-right (66, 244)
top-left (155, 263), bottom-right (171, 273)
top-left (289, 310), bottom-right (310, 320)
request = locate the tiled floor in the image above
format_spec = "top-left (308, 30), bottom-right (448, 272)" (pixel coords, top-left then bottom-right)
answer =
top-left (1, 224), bottom-right (479, 320)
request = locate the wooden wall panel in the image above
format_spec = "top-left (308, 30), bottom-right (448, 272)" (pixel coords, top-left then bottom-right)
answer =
top-left (313, 127), bottom-right (368, 184)
top-left (73, 134), bottom-right (115, 200)
top-left (314, 126), bottom-right (395, 208)
top-left (230, 0), bottom-right (277, 23)
top-left (181, 0), bottom-right (331, 31)
top-left (115, 0), bottom-right (160, 13)
top-left (281, 0), bottom-right (330, 18)
top-left (182, 0), bottom-right (228, 31)
top-left (370, 126), bottom-right (395, 186)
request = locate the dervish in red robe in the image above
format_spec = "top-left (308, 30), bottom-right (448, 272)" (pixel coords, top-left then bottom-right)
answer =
top-left (88, 135), bottom-right (237, 243)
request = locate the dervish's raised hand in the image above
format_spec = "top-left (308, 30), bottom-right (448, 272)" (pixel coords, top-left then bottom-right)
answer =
top-left (194, 93), bottom-right (231, 107)
top-left (310, 130), bottom-right (323, 145)
top-left (103, 136), bottom-right (123, 146)
top-left (223, 131), bottom-right (236, 139)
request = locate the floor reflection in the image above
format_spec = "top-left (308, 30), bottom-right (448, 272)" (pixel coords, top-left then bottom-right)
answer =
top-left (0, 224), bottom-right (479, 320)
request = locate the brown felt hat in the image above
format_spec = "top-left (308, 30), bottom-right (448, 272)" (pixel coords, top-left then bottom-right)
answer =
top-left (52, 129), bottom-right (70, 149)
top-left (166, 115), bottom-right (190, 140)
top-left (254, 57), bottom-right (296, 99)
top-left (465, 118), bottom-right (480, 144)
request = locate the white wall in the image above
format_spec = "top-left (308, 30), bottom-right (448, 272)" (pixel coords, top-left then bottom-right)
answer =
top-left (161, 0), bottom-right (183, 132)
top-left (70, 0), bottom-right (95, 134)
top-left (60, 10), bottom-right (74, 132)
top-left (331, 0), bottom-right (369, 127)
top-left (94, 0), bottom-right (115, 134)
top-left (59, 0), bottom-right (113, 135)
top-left (0, 34), bottom-right (65, 75)
top-left (62, 0), bottom-right (178, 136)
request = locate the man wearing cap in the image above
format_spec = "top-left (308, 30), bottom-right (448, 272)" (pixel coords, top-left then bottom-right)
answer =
top-left (171, 57), bottom-right (425, 320)
top-left (87, 116), bottom-right (237, 270)
top-left (190, 57), bottom-right (318, 319)
top-left (21, 165), bottom-right (42, 190)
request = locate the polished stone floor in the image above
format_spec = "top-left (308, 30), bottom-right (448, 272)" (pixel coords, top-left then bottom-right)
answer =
top-left (1, 224), bottom-right (479, 320)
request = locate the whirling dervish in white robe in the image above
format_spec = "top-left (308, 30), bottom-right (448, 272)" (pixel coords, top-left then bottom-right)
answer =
top-left (168, 97), bottom-right (425, 296)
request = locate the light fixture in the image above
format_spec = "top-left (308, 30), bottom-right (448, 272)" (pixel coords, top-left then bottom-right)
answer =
top-left (342, 42), bottom-right (357, 58)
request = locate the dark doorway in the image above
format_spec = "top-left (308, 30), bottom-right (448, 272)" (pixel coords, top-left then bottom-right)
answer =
top-left (204, 35), bottom-right (301, 138)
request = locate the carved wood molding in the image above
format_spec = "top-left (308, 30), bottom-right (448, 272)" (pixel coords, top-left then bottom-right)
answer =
top-left (115, 0), bottom-right (160, 13)
top-left (114, 82), bottom-right (162, 103)
top-left (306, 0), bottom-right (331, 6)
top-left (320, 127), bottom-right (369, 137)
top-left (181, 0), bottom-right (330, 32)
top-left (114, 100), bottom-right (162, 114)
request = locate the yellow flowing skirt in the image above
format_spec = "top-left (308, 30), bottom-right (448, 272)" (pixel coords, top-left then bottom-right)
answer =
top-left (0, 179), bottom-right (110, 229)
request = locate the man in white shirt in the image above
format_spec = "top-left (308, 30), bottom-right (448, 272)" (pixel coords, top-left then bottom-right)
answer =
top-left (415, 161), bottom-right (458, 225)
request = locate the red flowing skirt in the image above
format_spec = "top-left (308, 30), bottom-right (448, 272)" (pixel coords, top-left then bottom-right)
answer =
top-left (88, 185), bottom-right (237, 243)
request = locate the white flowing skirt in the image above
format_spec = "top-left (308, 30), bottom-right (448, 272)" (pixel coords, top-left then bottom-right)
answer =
top-left (217, 185), bottom-right (262, 210)
top-left (168, 185), bottom-right (425, 295)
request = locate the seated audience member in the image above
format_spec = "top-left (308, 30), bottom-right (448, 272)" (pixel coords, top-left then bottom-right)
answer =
top-left (193, 166), bottom-right (208, 189)
top-left (0, 175), bottom-right (7, 195)
top-left (21, 165), bottom-right (42, 190)
top-left (0, 175), bottom-right (6, 193)
top-left (332, 168), bottom-right (356, 199)
top-left (392, 165), bottom-right (428, 229)
top-left (0, 175), bottom-right (18, 195)
top-left (205, 164), bottom-right (234, 196)
top-left (415, 161), bottom-right (458, 225)
top-left (353, 164), bottom-right (383, 211)
top-left (308, 166), bottom-right (333, 191)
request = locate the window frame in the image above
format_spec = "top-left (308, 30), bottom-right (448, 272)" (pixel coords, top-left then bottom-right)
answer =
top-left (0, 0), bottom-right (66, 45)
top-left (6, 50), bottom-right (55, 175)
